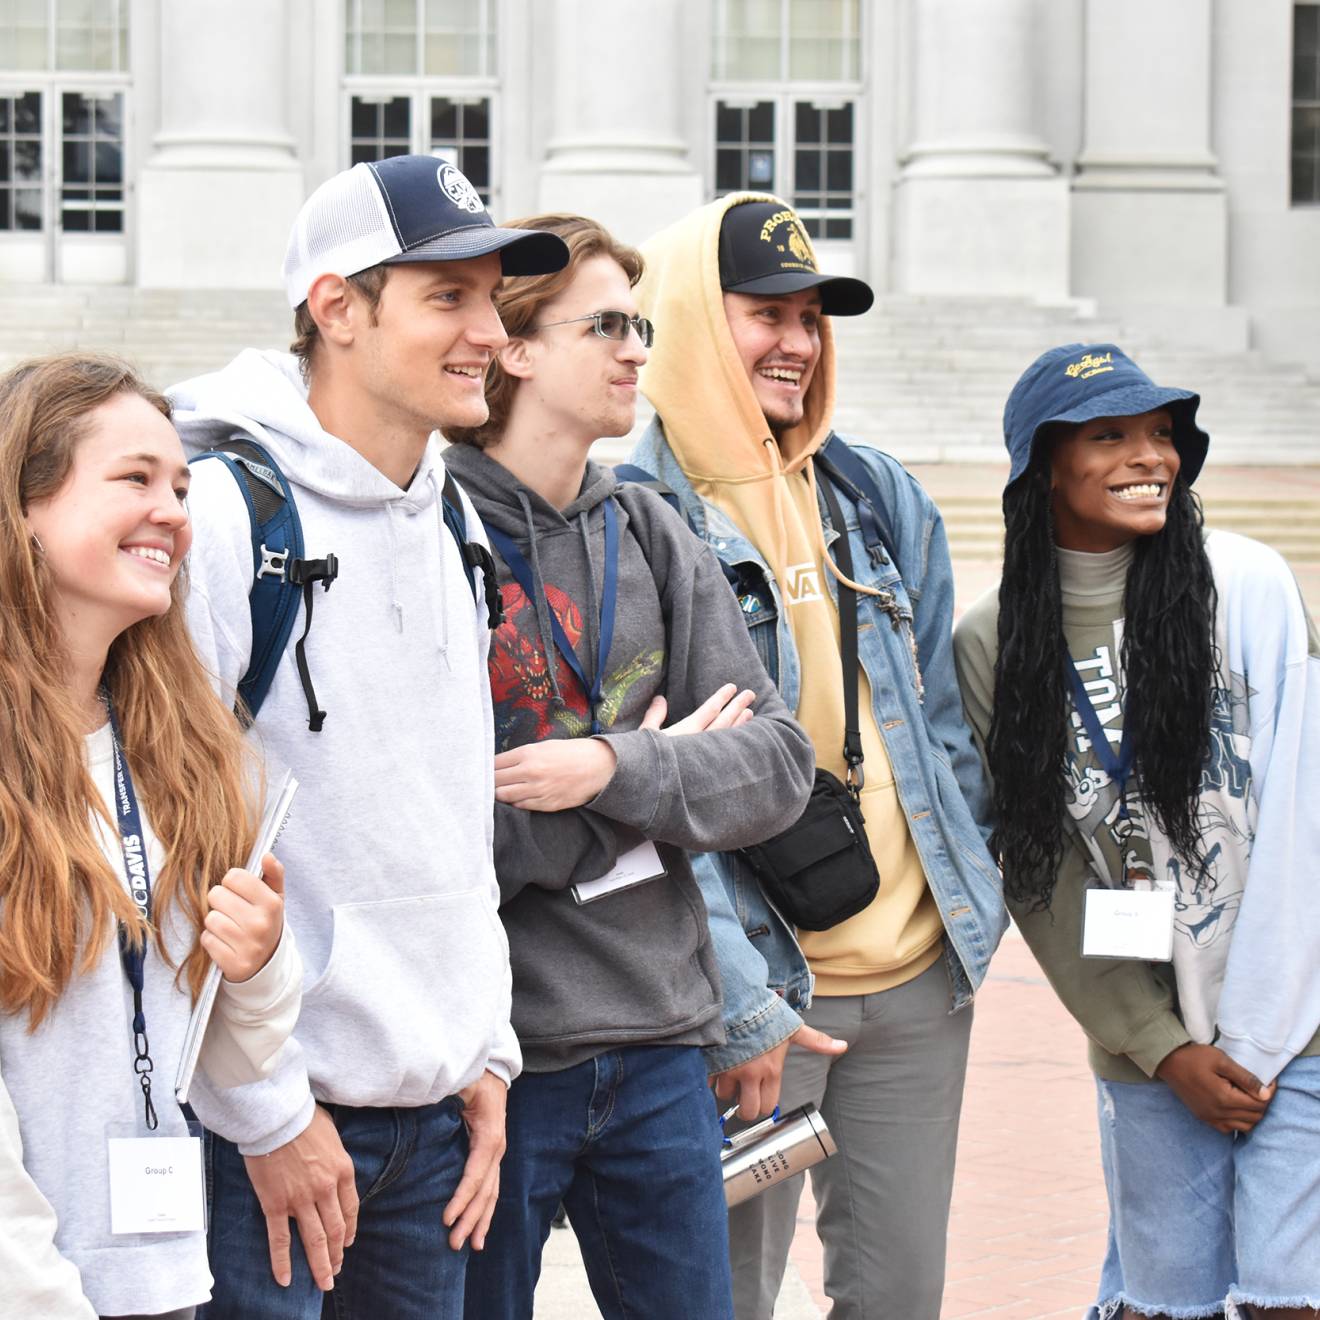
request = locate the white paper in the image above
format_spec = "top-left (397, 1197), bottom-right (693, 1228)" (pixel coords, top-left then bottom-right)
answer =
top-left (107, 1136), bottom-right (205, 1235)
top-left (1082, 887), bottom-right (1175, 962)
top-left (175, 771), bottom-right (299, 1101)
top-left (572, 840), bottom-right (666, 904)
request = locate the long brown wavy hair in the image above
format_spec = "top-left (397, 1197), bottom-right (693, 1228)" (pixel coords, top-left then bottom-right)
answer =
top-left (0, 354), bottom-right (258, 1027)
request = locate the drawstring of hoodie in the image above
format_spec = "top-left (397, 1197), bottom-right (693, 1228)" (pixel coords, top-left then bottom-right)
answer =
top-left (801, 450), bottom-right (926, 704)
top-left (516, 488), bottom-right (568, 709)
top-left (385, 502), bottom-right (404, 633)
top-left (424, 470), bottom-right (451, 666)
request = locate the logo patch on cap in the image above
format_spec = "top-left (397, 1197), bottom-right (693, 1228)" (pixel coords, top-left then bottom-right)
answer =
top-left (437, 162), bottom-right (484, 215)
top-left (757, 209), bottom-right (817, 274)
top-left (1064, 351), bottom-right (1115, 380)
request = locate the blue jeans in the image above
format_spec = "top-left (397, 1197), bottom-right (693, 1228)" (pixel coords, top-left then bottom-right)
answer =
top-left (199, 1098), bottom-right (470, 1320)
top-left (1092, 1056), bottom-right (1320, 1318)
top-left (464, 1045), bottom-right (733, 1320)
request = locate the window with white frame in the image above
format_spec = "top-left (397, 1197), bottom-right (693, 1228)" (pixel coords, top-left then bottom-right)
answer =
top-left (0, 0), bottom-right (129, 73)
top-left (710, 0), bottom-right (862, 241)
top-left (343, 0), bottom-right (498, 204)
top-left (1295, 2), bottom-right (1320, 205)
top-left (0, 1), bottom-right (129, 237)
top-left (0, 91), bottom-right (42, 230)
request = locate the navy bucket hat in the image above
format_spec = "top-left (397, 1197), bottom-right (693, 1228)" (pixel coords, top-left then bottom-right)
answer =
top-left (1002, 343), bottom-right (1209, 490)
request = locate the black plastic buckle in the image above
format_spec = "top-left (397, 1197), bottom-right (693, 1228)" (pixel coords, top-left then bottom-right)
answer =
top-left (290, 553), bottom-right (339, 591)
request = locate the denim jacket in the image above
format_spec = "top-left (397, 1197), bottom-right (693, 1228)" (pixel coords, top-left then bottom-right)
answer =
top-left (631, 420), bottom-right (1007, 1071)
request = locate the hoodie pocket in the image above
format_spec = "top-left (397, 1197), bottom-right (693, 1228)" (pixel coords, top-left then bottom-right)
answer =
top-left (296, 890), bottom-right (506, 1108)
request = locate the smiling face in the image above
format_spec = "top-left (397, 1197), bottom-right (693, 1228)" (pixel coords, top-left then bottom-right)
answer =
top-left (722, 288), bottom-right (823, 435)
top-left (354, 253), bottom-right (509, 434)
top-left (24, 391), bottom-right (192, 648)
top-left (1049, 408), bottom-right (1181, 552)
top-left (509, 254), bottom-right (647, 444)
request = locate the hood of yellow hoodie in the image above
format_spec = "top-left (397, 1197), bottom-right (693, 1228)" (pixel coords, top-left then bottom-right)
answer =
top-left (636, 192), bottom-right (836, 484)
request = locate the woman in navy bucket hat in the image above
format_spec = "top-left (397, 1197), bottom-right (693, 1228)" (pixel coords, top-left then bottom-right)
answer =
top-left (955, 344), bottom-right (1320, 1318)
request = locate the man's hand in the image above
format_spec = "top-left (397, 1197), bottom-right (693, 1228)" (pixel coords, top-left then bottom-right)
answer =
top-left (242, 1104), bottom-right (358, 1291)
top-left (641, 683), bottom-right (756, 736)
top-left (712, 1024), bottom-right (848, 1120)
top-left (1155, 1043), bottom-right (1275, 1134)
top-left (494, 739), bottom-right (617, 811)
top-left (444, 1071), bottom-right (508, 1251)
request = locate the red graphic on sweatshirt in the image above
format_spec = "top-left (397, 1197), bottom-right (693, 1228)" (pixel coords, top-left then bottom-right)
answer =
top-left (488, 582), bottom-right (590, 746)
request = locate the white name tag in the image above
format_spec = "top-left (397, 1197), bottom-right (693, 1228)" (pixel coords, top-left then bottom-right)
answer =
top-left (572, 840), bottom-right (666, 904)
top-left (107, 1135), bottom-right (205, 1235)
top-left (1082, 887), bottom-right (1175, 962)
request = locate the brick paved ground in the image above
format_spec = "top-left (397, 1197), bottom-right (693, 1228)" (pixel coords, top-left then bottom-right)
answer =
top-left (785, 932), bottom-right (1108, 1318)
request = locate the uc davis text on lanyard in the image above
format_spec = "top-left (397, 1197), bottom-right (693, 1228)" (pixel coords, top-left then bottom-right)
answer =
top-left (106, 698), bottom-right (159, 1131)
top-left (1065, 660), bottom-right (1136, 821)
top-left (483, 500), bottom-right (619, 735)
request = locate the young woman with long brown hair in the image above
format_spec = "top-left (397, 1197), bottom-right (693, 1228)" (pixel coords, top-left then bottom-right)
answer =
top-left (0, 354), bottom-right (302, 1320)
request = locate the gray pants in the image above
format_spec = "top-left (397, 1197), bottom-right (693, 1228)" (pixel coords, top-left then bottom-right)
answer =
top-left (727, 958), bottom-right (973, 1320)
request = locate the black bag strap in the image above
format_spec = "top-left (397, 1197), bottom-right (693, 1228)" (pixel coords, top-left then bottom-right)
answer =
top-left (814, 462), bottom-right (864, 799)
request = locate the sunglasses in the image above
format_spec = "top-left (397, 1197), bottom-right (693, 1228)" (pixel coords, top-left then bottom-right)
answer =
top-left (529, 310), bottom-right (655, 348)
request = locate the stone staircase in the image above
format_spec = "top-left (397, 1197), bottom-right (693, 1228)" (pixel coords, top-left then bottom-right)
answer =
top-left (910, 465), bottom-right (1320, 568)
top-left (830, 295), bottom-right (1320, 468)
top-left (2, 283), bottom-right (1318, 574)
top-left (0, 285), bottom-right (291, 388)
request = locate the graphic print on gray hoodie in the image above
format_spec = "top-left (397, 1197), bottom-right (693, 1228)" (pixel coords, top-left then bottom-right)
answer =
top-left (442, 445), bottom-right (815, 1072)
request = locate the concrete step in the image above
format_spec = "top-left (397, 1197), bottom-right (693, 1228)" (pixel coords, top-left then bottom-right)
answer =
top-left (4, 284), bottom-right (1320, 467)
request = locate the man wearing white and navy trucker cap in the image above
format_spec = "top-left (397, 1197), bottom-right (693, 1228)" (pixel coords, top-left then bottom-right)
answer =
top-left (168, 157), bottom-right (568, 1319)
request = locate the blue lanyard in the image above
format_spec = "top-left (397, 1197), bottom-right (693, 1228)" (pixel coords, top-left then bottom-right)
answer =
top-left (106, 699), bottom-right (158, 1131)
top-left (1065, 660), bottom-right (1136, 820)
top-left (483, 499), bottom-right (619, 736)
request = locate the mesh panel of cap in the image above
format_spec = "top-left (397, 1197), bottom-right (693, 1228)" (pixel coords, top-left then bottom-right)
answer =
top-left (282, 164), bottom-right (401, 308)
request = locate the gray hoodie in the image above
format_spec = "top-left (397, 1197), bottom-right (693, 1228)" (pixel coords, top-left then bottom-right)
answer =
top-left (442, 445), bottom-right (814, 1072)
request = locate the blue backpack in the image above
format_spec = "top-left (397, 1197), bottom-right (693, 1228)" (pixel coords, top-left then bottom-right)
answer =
top-left (193, 435), bottom-right (503, 731)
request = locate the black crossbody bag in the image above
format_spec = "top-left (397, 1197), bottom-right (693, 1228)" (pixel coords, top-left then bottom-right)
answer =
top-left (737, 466), bottom-right (880, 931)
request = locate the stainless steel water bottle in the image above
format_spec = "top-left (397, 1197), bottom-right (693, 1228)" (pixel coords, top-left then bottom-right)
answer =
top-left (720, 1103), bottom-right (837, 1207)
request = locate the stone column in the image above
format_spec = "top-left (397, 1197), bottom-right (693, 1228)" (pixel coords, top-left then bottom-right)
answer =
top-left (893, 0), bottom-right (1069, 299)
top-left (537, 0), bottom-right (702, 244)
top-left (1071, 0), bottom-right (1234, 337)
top-left (136, 0), bottom-right (304, 288)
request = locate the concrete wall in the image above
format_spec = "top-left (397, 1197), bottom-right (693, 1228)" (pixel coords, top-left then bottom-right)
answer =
top-left (10, 0), bottom-right (1317, 363)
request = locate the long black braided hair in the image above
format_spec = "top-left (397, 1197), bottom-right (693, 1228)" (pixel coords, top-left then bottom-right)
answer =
top-left (986, 428), bottom-right (1219, 912)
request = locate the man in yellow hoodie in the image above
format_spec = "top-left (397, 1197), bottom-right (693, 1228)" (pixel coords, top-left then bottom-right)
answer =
top-left (629, 196), bottom-right (1007, 1319)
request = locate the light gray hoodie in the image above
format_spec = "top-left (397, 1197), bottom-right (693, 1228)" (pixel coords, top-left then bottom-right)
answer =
top-left (170, 350), bottom-right (517, 1154)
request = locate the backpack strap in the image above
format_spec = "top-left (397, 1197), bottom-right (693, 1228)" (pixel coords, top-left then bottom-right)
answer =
top-left (613, 463), bottom-right (743, 593)
top-left (814, 434), bottom-right (900, 572)
top-left (191, 436), bottom-right (337, 732)
top-left (441, 470), bottom-right (504, 630)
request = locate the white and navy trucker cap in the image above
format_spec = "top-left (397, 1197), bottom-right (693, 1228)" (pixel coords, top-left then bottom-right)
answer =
top-left (282, 155), bottom-right (568, 308)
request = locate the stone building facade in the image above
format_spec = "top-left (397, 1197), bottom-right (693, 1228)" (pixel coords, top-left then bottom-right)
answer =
top-left (1, 0), bottom-right (1317, 358)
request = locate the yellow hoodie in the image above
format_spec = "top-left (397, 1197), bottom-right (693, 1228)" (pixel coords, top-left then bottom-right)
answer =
top-left (637, 194), bottom-right (943, 996)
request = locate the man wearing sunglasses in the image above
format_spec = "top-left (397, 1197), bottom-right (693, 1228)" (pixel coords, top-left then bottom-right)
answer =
top-left (442, 214), bottom-right (815, 1320)
top-left (630, 197), bottom-right (1007, 1319)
